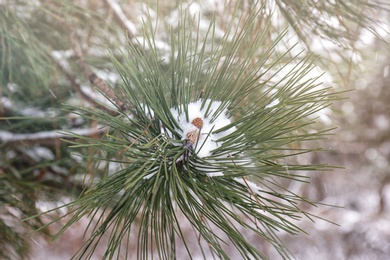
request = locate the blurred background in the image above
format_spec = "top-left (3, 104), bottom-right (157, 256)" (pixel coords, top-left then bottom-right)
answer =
top-left (1, 0), bottom-right (390, 259)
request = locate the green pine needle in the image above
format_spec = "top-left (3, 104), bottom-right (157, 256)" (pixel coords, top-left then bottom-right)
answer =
top-left (37, 3), bottom-right (341, 259)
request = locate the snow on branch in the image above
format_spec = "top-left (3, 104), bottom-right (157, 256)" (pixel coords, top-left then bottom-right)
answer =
top-left (0, 127), bottom-right (107, 147)
top-left (69, 34), bottom-right (126, 111)
top-left (0, 97), bottom-right (15, 116)
top-left (103, 0), bottom-right (137, 40)
top-left (53, 56), bottom-right (117, 113)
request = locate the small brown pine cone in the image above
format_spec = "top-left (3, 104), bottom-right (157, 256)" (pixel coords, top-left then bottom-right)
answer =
top-left (191, 117), bottom-right (203, 129)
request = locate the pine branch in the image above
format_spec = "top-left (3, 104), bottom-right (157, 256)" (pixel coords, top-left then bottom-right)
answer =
top-left (1, 1), bottom-right (387, 259)
top-left (32, 3), bottom-right (343, 259)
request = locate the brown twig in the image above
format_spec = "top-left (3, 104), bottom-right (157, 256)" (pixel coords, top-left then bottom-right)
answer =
top-left (70, 33), bottom-right (126, 111)
top-left (64, 0), bottom-right (140, 112)
top-left (52, 51), bottom-right (126, 115)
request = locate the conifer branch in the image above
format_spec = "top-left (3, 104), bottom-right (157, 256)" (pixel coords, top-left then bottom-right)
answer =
top-left (4, 1), bottom-right (387, 259)
top-left (34, 4), bottom-right (342, 259)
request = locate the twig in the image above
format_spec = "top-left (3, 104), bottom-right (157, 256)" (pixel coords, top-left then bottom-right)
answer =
top-left (103, 0), bottom-right (137, 41)
top-left (64, 0), bottom-right (140, 112)
top-left (53, 55), bottom-right (119, 114)
top-left (70, 33), bottom-right (126, 110)
top-left (53, 55), bottom-right (95, 104)
top-left (0, 127), bottom-right (107, 147)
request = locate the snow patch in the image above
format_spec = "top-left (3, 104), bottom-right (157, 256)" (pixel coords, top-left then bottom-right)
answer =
top-left (106, 0), bottom-right (137, 36)
top-left (80, 85), bottom-right (117, 108)
top-left (265, 98), bottom-right (280, 109)
top-left (170, 99), bottom-right (236, 158)
top-left (234, 177), bottom-right (262, 192)
top-left (206, 172), bottom-right (224, 177)
top-left (140, 99), bottom-right (237, 179)
top-left (21, 147), bottom-right (55, 161)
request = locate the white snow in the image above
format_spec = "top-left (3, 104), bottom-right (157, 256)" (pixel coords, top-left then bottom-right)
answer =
top-left (132, 36), bottom-right (172, 64)
top-left (169, 99), bottom-right (236, 158)
top-left (35, 197), bottom-right (73, 215)
top-left (6, 82), bottom-right (19, 92)
top-left (1, 97), bottom-right (59, 118)
top-left (80, 85), bottom-right (117, 108)
top-left (21, 146), bottom-right (55, 161)
top-left (106, 0), bottom-right (137, 36)
top-left (206, 172), bottom-right (224, 177)
top-left (1, 97), bottom-right (13, 110)
top-left (70, 152), bottom-right (84, 163)
top-left (143, 170), bottom-right (157, 179)
top-left (51, 50), bottom-right (74, 70)
top-left (140, 103), bottom-right (155, 118)
top-left (94, 69), bottom-right (120, 83)
top-left (140, 99), bottom-right (237, 179)
top-left (234, 177), bottom-right (262, 192)
top-left (51, 49), bottom-right (74, 60)
top-left (265, 98), bottom-right (280, 109)
top-left (0, 127), bottom-right (107, 144)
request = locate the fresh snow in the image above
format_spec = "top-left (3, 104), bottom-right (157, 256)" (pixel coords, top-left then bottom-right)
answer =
top-left (0, 127), bottom-right (107, 144)
top-left (140, 99), bottom-right (238, 179)
top-left (265, 98), bottom-right (280, 109)
top-left (169, 99), bottom-right (236, 158)
top-left (234, 177), bottom-right (262, 192)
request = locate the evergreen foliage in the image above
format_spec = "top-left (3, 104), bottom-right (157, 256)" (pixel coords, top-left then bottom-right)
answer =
top-left (36, 4), bottom-right (338, 259)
